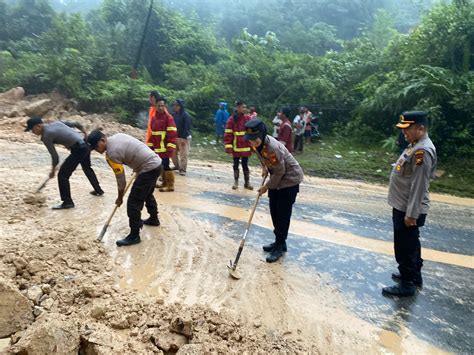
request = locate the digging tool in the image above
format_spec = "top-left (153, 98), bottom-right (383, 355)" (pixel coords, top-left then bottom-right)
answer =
top-left (35, 176), bottom-right (52, 193)
top-left (228, 173), bottom-right (268, 279)
top-left (97, 174), bottom-right (136, 242)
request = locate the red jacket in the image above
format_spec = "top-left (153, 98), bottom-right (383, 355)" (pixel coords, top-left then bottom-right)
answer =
top-left (224, 113), bottom-right (252, 157)
top-left (277, 119), bottom-right (293, 153)
top-left (146, 110), bottom-right (177, 158)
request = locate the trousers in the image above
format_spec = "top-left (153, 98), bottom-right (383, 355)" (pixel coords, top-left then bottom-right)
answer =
top-left (127, 166), bottom-right (161, 231)
top-left (171, 138), bottom-right (191, 173)
top-left (58, 142), bottom-right (102, 204)
top-left (268, 184), bottom-right (299, 246)
top-left (392, 208), bottom-right (426, 282)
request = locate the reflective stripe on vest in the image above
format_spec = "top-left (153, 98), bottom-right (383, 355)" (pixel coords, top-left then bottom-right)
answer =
top-left (167, 126), bottom-right (177, 132)
top-left (151, 131), bottom-right (166, 153)
top-left (233, 131), bottom-right (250, 152)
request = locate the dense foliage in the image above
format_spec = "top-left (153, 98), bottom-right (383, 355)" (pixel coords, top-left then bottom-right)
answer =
top-left (0, 0), bottom-right (472, 159)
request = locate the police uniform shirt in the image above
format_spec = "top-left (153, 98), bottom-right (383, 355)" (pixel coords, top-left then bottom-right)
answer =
top-left (106, 133), bottom-right (162, 190)
top-left (388, 134), bottom-right (437, 218)
top-left (41, 121), bottom-right (84, 166)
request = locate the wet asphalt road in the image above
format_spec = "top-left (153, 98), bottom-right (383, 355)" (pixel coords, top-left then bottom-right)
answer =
top-left (186, 167), bottom-right (474, 354)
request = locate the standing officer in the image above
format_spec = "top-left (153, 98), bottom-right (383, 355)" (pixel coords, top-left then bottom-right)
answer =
top-left (25, 117), bottom-right (104, 209)
top-left (383, 111), bottom-right (437, 297)
top-left (87, 129), bottom-right (162, 246)
top-left (244, 119), bottom-right (304, 263)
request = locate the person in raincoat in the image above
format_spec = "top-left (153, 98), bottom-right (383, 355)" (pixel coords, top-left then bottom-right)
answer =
top-left (215, 102), bottom-right (229, 144)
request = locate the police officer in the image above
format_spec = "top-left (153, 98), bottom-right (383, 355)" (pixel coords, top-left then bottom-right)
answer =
top-left (244, 119), bottom-right (304, 263)
top-left (87, 129), bottom-right (162, 247)
top-left (25, 117), bottom-right (104, 209)
top-left (383, 111), bottom-right (437, 297)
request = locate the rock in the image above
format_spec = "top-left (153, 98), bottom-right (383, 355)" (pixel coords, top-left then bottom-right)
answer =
top-left (90, 306), bottom-right (106, 319)
top-left (10, 314), bottom-right (80, 354)
top-left (41, 297), bottom-right (54, 310)
top-left (33, 306), bottom-right (43, 317)
top-left (111, 316), bottom-right (129, 329)
top-left (0, 277), bottom-right (34, 337)
top-left (41, 284), bottom-right (52, 295)
top-left (170, 317), bottom-right (193, 339)
top-left (13, 257), bottom-right (27, 274)
top-left (0, 337), bottom-right (11, 353)
top-left (0, 87), bottom-right (25, 102)
top-left (27, 285), bottom-right (43, 305)
top-left (177, 344), bottom-right (209, 354)
top-left (24, 99), bottom-right (53, 117)
top-left (28, 260), bottom-right (46, 275)
top-left (152, 331), bottom-right (188, 353)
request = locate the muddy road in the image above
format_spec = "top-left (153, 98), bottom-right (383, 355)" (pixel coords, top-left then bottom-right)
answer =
top-left (1, 131), bottom-right (473, 353)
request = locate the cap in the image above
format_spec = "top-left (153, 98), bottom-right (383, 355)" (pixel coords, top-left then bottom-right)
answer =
top-left (87, 129), bottom-right (105, 149)
top-left (173, 99), bottom-right (184, 107)
top-left (24, 117), bottom-right (43, 131)
top-left (396, 111), bottom-right (428, 129)
top-left (244, 119), bottom-right (264, 141)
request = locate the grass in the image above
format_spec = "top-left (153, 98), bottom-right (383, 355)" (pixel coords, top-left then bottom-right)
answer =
top-left (189, 133), bottom-right (474, 198)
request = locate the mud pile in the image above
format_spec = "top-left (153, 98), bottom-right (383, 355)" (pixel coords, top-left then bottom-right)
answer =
top-left (0, 203), bottom-right (308, 353)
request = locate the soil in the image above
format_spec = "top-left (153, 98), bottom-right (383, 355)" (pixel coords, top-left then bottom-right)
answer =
top-left (0, 92), bottom-right (460, 353)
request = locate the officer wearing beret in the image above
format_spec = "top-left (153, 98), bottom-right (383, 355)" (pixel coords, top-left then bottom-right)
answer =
top-left (244, 119), bottom-right (304, 263)
top-left (383, 111), bottom-right (437, 297)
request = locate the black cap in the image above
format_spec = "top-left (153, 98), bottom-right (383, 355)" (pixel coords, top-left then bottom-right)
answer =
top-left (24, 117), bottom-right (43, 131)
top-left (245, 119), bottom-right (265, 141)
top-left (396, 111), bottom-right (428, 129)
top-left (87, 129), bottom-right (105, 149)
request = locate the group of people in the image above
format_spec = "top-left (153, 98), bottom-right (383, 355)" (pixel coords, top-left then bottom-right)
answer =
top-left (25, 96), bottom-right (437, 294)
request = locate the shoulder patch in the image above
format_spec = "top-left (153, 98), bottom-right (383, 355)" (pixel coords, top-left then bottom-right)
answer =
top-left (415, 150), bottom-right (424, 166)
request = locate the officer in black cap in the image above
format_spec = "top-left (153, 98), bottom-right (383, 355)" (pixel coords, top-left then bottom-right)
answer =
top-left (244, 119), bottom-right (304, 263)
top-left (25, 116), bottom-right (104, 209)
top-left (383, 111), bottom-right (437, 297)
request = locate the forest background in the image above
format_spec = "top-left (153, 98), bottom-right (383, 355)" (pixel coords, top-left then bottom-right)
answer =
top-left (0, 0), bottom-right (472, 196)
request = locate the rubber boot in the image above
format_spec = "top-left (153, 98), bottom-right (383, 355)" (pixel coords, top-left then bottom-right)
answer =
top-left (266, 244), bottom-right (284, 263)
top-left (263, 241), bottom-right (287, 252)
top-left (116, 229), bottom-right (141, 247)
top-left (156, 170), bottom-right (167, 188)
top-left (160, 171), bottom-right (174, 192)
top-left (382, 281), bottom-right (416, 297)
top-left (232, 169), bottom-right (239, 190)
top-left (391, 272), bottom-right (423, 288)
top-left (143, 215), bottom-right (160, 226)
top-left (243, 170), bottom-right (253, 190)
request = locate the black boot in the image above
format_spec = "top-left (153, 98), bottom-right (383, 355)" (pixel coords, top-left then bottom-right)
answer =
top-left (52, 202), bottom-right (75, 210)
top-left (382, 281), bottom-right (416, 297)
top-left (116, 230), bottom-right (141, 247)
top-left (90, 190), bottom-right (104, 196)
top-left (243, 170), bottom-right (253, 190)
top-left (266, 244), bottom-right (284, 263)
top-left (232, 169), bottom-right (239, 190)
top-left (262, 241), bottom-right (287, 252)
top-left (391, 272), bottom-right (423, 287)
top-left (143, 215), bottom-right (160, 226)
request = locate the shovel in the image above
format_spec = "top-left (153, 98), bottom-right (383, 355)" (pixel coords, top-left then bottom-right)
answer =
top-left (35, 176), bottom-right (52, 193)
top-left (228, 173), bottom-right (268, 279)
top-left (97, 174), bottom-right (136, 242)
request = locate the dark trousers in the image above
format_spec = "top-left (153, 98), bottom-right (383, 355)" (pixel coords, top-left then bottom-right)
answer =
top-left (233, 156), bottom-right (249, 172)
top-left (392, 208), bottom-right (426, 282)
top-left (58, 143), bottom-right (102, 204)
top-left (294, 134), bottom-right (304, 152)
top-left (268, 185), bottom-right (299, 246)
top-left (161, 157), bottom-right (171, 171)
top-left (127, 166), bottom-right (162, 231)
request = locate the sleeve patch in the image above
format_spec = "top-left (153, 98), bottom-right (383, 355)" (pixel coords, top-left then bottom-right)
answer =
top-left (106, 158), bottom-right (124, 175)
top-left (415, 150), bottom-right (424, 166)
